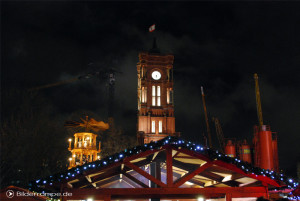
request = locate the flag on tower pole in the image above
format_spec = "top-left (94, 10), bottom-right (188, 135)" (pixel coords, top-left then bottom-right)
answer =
top-left (149, 24), bottom-right (155, 32)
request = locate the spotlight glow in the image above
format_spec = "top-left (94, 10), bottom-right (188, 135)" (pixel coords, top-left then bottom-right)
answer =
top-left (197, 196), bottom-right (204, 201)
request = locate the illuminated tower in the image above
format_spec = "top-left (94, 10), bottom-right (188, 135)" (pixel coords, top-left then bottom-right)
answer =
top-left (137, 39), bottom-right (179, 144)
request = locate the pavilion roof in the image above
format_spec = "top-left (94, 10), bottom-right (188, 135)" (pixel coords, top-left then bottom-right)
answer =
top-left (31, 136), bottom-right (298, 197)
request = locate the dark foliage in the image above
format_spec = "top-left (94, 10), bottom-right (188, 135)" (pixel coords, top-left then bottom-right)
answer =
top-left (0, 89), bottom-right (69, 188)
top-left (0, 89), bottom-right (137, 188)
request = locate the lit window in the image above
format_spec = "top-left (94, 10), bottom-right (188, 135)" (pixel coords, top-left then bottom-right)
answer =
top-left (169, 88), bottom-right (173, 104)
top-left (142, 87), bottom-right (145, 103)
top-left (152, 86), bottom-right (156, 106)
top-left (152, 85), bottom-right (161, 106)
top-left (139, 92), bottom-right (141, 103)
top-left (167, 88), bottom-right (170, 104)
top-left (157, 86), bottom-right (161, 96)
top-left (141, 87), bottom-right (147, 103)
top-left (157, 86), bottom-right (161, 106)
top-left (159, 120), bottom-right (162, 133)
top-left (152, 86), bottom-right (156, 96)
top-left (152, 121), bottom-right (155, 133)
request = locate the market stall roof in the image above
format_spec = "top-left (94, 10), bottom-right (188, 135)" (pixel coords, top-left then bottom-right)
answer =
top-left (31, 136), bottom-right (299, 200)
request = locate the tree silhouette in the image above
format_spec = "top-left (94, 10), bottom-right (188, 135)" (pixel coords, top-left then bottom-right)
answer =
top-left (0, 89), bottom-right (69, 188)
top-left (0, 89), bottom-right (137, 188)
top-left (100, 119), bottom-right (137, 158)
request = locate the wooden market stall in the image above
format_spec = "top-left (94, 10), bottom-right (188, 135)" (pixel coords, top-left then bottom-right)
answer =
top-left (32, 137), bottom-right (299, 201)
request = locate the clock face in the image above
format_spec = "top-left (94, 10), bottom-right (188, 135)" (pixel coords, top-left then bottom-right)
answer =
top-left (151, 71), bottom-right (161, 80)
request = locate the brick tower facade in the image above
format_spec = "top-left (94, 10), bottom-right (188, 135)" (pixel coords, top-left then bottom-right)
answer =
top-left (137, 41), bottom-right (179, 144)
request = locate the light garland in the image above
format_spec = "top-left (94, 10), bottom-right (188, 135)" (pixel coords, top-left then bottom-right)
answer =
top-left (29, 136), bottom-right (299, 200)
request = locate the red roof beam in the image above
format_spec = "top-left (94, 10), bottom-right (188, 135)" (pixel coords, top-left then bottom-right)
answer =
top-left (123, 172), bottom-right (149, 188)
top-left (124, 161), bottom-right (167, 187)
top-left (166, 146), bottom-right (173, 187)
top-left (214, 160), bottom-right (280, 187)
top-left (173, 147), bottom-right (211, 162)
top-left (173, 162), bottom-right (213, 187)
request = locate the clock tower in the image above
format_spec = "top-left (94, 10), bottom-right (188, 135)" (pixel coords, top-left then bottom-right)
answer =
top-left (137, 39), bottom-right (179, 144)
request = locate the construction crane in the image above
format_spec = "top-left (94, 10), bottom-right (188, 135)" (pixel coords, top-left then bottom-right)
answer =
top-left (254, 73), bottom-right (263, 127)
top-left (29, 77), bottom-right (83, 91)
top-left (107, 69), bottom-right (116, 120)
top-left (29, 68), bottom-right (121, 121)
top-left (29, 71), bottom-right (102, 91)
top-left (253, 73), bottom-right (265, 167)
top-left (201, 86), bottom-right (212, 148)
top-left (213, 117), bottom-right (225, 153)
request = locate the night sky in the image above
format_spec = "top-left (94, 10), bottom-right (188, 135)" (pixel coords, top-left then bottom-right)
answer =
top-left (2, 2), bottom-right (300, 177)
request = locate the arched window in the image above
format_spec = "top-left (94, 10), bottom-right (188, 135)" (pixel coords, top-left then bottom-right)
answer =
top-left (142, 87), bottom-right (147, 103)
top-left (159, 120), bottom-right (162, 133)
top-left (152, 120), bottom-right (155, 133)
top-left (152, 85), bottom-right (161, 106)
top-left (152, 86), bottom-right (156, 106)
top-left (157, 86), bottom-right (161, 106)
top-left (167, 88), bottom-right (173, 104)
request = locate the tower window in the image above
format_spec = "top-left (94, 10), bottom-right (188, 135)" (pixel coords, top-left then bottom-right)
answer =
top-left (152, 86), bottom-right (156, 96)
top-left (152, 85), bottom-right (161, 106)
top-left (157, 86), bottom-right (161, 106)
top-left (159, 120), bottom-right (162, 133)
top-left (152, 86), bottom-right (156, 106)
top-left (167, 88), bottom-right (170, 104)
top-left (142, 87), bottom-right (145, 103)
top-left (152, 121), bottom-right (155, 133)
top-left (142, 87), bottom-right (147, 103)
top-left (167, 88), bottom-right (173, 104)
top-left (144, 87), bottom-right (146, 102)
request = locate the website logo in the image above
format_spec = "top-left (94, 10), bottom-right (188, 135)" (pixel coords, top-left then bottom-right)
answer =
top-left (6, 190), bottom-right (14, 198)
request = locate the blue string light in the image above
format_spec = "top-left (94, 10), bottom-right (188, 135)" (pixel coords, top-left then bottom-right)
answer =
top-left (30, 136), bottom-right (298, 195)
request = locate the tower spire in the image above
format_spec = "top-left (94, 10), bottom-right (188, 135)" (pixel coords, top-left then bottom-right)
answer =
top-left (152, 37), bottom-right (157, 49)
top-left (149, 37), bottom-right (160, 53)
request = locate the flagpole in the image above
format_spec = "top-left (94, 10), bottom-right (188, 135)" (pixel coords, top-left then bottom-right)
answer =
top-left (148, 24), bottom-right (159, 53)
